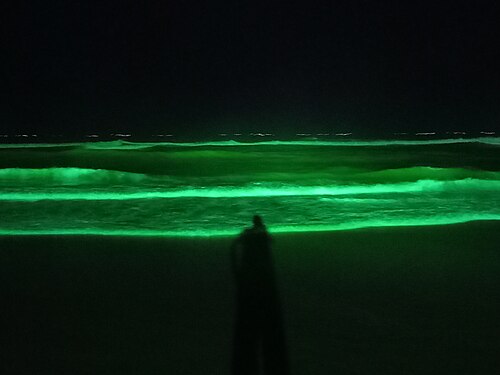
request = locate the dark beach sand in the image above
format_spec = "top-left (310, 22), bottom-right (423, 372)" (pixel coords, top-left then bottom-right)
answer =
top-left (2, 221), bottom-right (499, 374)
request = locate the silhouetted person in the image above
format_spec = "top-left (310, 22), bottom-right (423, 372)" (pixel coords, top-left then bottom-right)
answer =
top-left (231, 215), bottom-right (290, 375)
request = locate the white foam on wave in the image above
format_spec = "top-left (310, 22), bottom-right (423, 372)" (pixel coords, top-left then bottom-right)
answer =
top-left (1, 178), bottom-right (500, 201)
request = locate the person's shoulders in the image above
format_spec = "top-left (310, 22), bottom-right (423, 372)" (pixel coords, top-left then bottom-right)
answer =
top-left (246, 226), bottom-right (271, 239)
top-left (240, 227), bottom-right (254, 238)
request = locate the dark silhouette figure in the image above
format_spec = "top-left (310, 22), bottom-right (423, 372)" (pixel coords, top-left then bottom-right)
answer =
top-left (231, 216), bottom-right (290, 375)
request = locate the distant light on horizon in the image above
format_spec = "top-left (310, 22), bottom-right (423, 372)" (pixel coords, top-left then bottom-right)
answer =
top-left (416, 132), bottom-right (436, 136)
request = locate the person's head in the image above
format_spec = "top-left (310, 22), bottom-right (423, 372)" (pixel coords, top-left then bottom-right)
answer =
top-left (252, 215), bottom-right (264, 228)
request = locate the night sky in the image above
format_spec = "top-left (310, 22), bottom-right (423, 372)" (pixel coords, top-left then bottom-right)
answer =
top-left (3, 0), bottom-right (500, 137)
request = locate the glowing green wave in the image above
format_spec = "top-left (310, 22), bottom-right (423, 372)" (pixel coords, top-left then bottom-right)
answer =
top-left (0, 215), bottom-right (499, 237)
top-left (2, 167), bottom-right (500, 186)
top-left (0, 167), bottom-right (146, 185)
top-left (1, 179), bottom-right (500, 201)
top-left (0, 137), bottom-right (499, 150)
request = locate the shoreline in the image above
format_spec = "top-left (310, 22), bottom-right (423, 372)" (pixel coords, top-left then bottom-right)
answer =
top-left (1, 218), bottom-right (500, 239)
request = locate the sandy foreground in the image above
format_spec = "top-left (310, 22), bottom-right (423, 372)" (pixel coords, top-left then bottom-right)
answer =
top-left (2, 221), bottom-right (499, 374)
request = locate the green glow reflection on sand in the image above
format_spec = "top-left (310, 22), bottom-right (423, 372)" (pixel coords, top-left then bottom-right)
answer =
top-left (1, 215), bottom-right (499, 237)
top-left (1, 179), bottom-right (499, 201)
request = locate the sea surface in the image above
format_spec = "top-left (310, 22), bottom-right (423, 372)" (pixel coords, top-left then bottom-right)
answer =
top-left (1, 137), bottom-right (500, 236)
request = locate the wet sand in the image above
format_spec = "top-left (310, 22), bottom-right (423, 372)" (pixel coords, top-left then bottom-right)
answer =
top-left (2, 221), bottom-right (499, 374)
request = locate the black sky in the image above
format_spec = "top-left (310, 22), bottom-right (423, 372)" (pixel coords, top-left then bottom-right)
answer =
top-left (2, 0), bottom-right (500, 136)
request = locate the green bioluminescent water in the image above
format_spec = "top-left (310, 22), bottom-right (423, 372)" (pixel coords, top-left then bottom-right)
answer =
top-left (0, 136), bottom-right (499, 149)
top-left (1, 138), bottom-right (499, 236)
top-left (1, 179), bottom-right (500, 201)
top-left (1, 214), bottom-right (499, 237)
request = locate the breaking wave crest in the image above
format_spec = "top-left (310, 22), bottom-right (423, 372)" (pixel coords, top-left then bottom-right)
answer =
top-left (1, 166), bottom-right (500, 187)
top-left (0, 168), bottom-right (147, 186)
top-left (0, 167), bottom-right (500, 189)
top-left (1, 178), bottom-right (499, 201)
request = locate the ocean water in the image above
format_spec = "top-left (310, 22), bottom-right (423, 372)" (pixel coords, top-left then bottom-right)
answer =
top-left (1, 138), bottom-right (500, 236)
